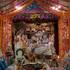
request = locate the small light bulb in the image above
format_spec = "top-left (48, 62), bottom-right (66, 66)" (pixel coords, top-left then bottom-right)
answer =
top-left (15, 5), bottom-right (23, 10)
top-left (51, 6), bottom-right (60, 12)
top-left (55, 8), bottom-right (58, 10)
top-left (58, 5), bottom-right (61, 9)
top-left (57, 56), bottom-right (60, 59)
top-left (51, 7), bottom-right (55, 10)
top-left (55, 8), bottom-right (59, 11)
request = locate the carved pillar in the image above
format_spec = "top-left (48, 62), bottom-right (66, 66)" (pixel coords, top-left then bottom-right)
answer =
top-left (58, 11), bottom-right (70, 58)
top-left (0, 15), bottom-right (3, 55)
top-left (1, 15), bottom-right (12, 57)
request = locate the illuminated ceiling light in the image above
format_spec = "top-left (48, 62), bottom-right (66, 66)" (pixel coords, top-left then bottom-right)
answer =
top-left (15, 5), bottom-right (23, 10)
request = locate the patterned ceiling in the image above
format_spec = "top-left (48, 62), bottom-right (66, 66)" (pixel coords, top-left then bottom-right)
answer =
top-left (0, 0), bottom-right (70, 14)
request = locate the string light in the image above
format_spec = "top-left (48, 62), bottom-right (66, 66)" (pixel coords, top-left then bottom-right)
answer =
top-left (51, 5), bottom-right (61, 11)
